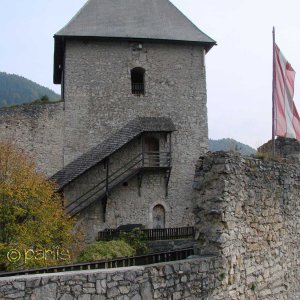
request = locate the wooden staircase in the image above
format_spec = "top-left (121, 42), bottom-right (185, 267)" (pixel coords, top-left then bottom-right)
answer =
top-left (66, 152), bottom-right (171, 216)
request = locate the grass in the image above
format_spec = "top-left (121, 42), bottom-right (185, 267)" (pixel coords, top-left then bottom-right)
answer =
top-left (254, 151), bottom-right (284, 162)
top-left (77, 240), bottom-right (135, 262)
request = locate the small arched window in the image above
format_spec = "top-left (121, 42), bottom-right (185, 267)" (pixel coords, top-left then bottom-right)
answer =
top-left (131, 67), bottom-right (145, 95)
top-left (153, 205), bottom-right (165, 229)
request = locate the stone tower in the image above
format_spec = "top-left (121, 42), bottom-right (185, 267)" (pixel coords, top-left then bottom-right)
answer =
top-left (52, 0), bottom-right (216, 241)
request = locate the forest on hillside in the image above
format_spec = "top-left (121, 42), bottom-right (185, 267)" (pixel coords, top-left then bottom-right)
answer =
top-left (0, 72), bottom-right (60, 108)
top-left (208, 138), bottom-right (256, 155)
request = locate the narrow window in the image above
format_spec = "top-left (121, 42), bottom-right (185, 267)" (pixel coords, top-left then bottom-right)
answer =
top-left (131, 67), bottom-right (145, 95)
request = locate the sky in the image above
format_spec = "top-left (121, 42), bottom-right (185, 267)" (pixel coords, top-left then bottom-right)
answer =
top-left (1, 0), bottom-right (300, 149)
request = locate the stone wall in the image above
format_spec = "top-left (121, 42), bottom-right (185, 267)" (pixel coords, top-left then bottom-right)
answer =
top-left (64, 133), bottom-right (181, 243)
top-left (0, 40), bottom-right (208, 235)
top-left (0, 257), bottom-right (223, 300)
top-left (1, 151), bottom-right (300, 299)
top-left (62, 40), bottom-right (208, 237)
top-left (193, 151), bottom-right (300, 299)
top-left (63, 40), bottom-right (208, 165)
top-left (0, 103), bottom-right (64, 176)
top-left (258, 137), bottom-right (300, 162)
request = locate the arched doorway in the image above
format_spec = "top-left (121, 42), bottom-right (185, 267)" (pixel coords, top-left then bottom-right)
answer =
top-left (144, 136), bottom-right (159, 166)
top-left (153, 204), bottom-right (165, 229)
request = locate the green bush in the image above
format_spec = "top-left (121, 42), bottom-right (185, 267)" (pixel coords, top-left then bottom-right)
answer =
top-left (78, 240), bottom-right (135, 262)
top-left (119, 228), bottom-right (148, 255)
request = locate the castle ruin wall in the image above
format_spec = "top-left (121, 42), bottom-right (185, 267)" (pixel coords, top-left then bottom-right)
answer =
top-left (0, 103), bottom-right (64, 176)
top-left (193, 151), bottom-right (300, 299)
top-left (0, 257), bottom-right (223, 300)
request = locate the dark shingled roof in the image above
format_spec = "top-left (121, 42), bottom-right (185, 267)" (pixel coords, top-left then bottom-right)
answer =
top-left (54, 0), bottom-right (216, 83)
top-left (51, 117), bottom-right (175, 190)
top-left (56, 0), bottom-right (215, 44)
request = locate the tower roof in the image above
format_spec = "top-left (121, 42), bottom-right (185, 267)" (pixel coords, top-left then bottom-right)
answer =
top-left (54, 0), bottom-right (216, 83)
top-left (56, 0), bottom-right (215, 44)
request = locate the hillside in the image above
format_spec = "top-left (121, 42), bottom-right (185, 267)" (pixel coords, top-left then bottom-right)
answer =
top-left (209, 138), bottom-right (256, 155)
top-left (0, 72), bottom-right (60, 107)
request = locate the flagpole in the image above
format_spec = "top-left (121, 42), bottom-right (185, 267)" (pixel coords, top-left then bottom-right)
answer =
top-left (272, 27), bottom-right (276, 156)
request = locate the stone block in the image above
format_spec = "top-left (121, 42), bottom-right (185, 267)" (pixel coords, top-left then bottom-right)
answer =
top-left (141, 282), bottom-right (153, 300)
top-left (107, 287), bottom-right (120, 298)
top-left (32, 283), bottom-right (57, 300)
top-left (59, 294), bottom-right (73, 300)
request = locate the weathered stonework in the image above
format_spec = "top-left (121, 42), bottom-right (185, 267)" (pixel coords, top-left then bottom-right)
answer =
top-left (193, 151), bottom-right (300, 299)
top-left (1, 152), bottom-right (300, 299)
top-left (63, 40), bottom-right (208, 164)
top-left (0, 40), bottom-right (208, 237)
top-left (0, 103), bottom-right (64, 176)
top-left (65, 131), bottom-right (195, 242)
top-left (50, 40), bottom-right (208, 238)
top-left (0, 257), bottom-right (223, 300)
top-left (60, 40), bottom-right (207, 232)
top-left (258, 137), bottom-right (300, 162)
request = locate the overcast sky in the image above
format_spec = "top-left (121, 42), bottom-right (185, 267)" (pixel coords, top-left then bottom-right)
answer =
top-left (1, 0), bottom-right (300, 149)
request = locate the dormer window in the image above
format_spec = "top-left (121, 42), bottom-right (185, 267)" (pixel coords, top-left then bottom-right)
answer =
top-left (131, 67), bottom-right (145, 95)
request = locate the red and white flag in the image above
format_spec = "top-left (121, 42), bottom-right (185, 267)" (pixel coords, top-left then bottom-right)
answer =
top-left (274, 44), bottom-right (300, 140)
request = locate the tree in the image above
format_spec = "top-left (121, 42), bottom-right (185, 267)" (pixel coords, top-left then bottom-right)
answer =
top-left (0, 142), bottom-right (82, 271)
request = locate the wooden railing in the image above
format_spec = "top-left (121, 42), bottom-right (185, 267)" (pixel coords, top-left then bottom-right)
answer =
top-left (0, 248), bottom-right (194, 278)
top-left (143, 152), bottom-right (171, 167)
top-left (98, 226), bottom-right (195, 241)
top-left (143, 227), bottom-right (195, 241)
top-left (66, 151), bottom-right (171, 216)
